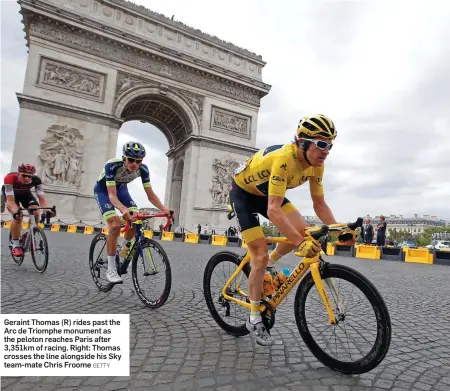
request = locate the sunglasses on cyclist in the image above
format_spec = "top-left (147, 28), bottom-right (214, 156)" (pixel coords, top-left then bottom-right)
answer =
top-left (305, 139), bottom-right (333, 151)
top-left (126, 157), bottom-right (143, 164)
top-left (21, 174), bottom-right (33, 179)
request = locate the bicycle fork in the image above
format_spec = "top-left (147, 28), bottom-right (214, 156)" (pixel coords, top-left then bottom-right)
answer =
top-left (307, 259), bottom-right (338, 325)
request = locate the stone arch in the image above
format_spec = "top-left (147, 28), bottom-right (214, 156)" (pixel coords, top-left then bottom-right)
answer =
top-left (11, 0), bottom-right (270, 228)
top-left (114, 86), bottom-right (200, 149)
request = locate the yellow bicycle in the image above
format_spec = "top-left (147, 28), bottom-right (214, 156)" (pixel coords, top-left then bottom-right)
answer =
top-left (203, 217), bottom-right (391, 374)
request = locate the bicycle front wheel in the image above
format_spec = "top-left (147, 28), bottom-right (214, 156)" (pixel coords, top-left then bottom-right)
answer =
top-left (131, 238), bottom-right (172, 308)
top-left (294, 263), bottom-right (391, 374)
top-left (31, 226), bottom-right (49, 273)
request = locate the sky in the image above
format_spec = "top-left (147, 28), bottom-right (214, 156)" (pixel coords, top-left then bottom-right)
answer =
top-left (1, 0), bottom-right (449, 222)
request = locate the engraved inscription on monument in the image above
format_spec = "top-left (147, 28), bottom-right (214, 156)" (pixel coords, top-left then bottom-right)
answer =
top-left (36, 57), bottom-right (106, 102)
top-left (38, 125), bottom-right (85, 188)
top-left (210, 158), bottom-right (240, 205)
top-left (210, 106), bottom-right (251, 139)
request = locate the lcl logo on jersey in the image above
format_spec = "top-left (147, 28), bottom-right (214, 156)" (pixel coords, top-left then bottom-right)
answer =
top-left (299, 176), bottom-right (311, 184)
top-left (316, 177), bottom-right (323, 186)
top-left (244, 169), bottom-right (270, 184)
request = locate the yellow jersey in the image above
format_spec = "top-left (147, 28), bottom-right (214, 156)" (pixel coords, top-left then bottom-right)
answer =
top-left (233, 144), bottom-right (324, 198)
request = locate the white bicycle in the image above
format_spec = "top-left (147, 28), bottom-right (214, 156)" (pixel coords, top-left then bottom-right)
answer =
top-left (8, 206), bottom-right (56, 273)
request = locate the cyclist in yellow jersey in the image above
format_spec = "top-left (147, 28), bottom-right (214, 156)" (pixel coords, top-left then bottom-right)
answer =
top-left (230, 114), bottom-right (351, 346)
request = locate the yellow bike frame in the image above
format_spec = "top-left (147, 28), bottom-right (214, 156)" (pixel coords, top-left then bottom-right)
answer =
top-left (221, 223), bottom-right (355, 325)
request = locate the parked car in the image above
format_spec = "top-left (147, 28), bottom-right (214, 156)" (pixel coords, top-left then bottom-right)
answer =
top-left (426, 240), bottom-right (450, 250)
top-left (399, 240), bottom-right (417, 249)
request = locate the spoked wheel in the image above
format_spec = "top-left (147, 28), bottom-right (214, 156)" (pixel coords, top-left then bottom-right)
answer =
top-left (131, 238), bottom-right (172, 308)
top-left (9, 232), bottom-right (25, 266)
top-left (203, 251), bottom-right (251, 337)
top-left (295, 263), bottom-right (391, 374)
top-left (30, 226), bottom-right (49, 273)
top-left (89, 233), bottom-right (113, 292)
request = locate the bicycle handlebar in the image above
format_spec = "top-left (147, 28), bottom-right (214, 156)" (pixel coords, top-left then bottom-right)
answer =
top-left (13, 205), bottom-right (57, 220)
top-left (120, 210), bottom-right (174, 233)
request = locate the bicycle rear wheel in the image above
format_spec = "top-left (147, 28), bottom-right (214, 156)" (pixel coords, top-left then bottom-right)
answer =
top-left (294, 263), bottom-right (391, 374)
top-left (203, 251), bottom-right (251, 337)
top-left (31, 226), bottom-right (49, 273)
top-left (131, 238), bottom-right (171, 308)
top-left (89, 233), bottom-right (113, 292)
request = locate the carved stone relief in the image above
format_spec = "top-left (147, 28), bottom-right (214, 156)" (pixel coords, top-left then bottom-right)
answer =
top-left (38, 125), bottom-right (85, 187)
top-left (30, 22), bottom-right (261, 106)
top-left (210, 106), bottom-right (251, 139)
top-left (116, 72), bottom-right (204, 122)
top-left (116, 72), bottom-right (152, 96)
top-left (210, 158), bottom-right (240, 205)
top-left (36, 57), bottom-right (106, 102)
top-left (177, 90), bottom-right (204, 119)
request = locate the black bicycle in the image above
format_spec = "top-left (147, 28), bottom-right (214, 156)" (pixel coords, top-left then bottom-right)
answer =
top-left (8, 206), bottom-right (56, 273)
top-left (89, 211), bottom-right (173, 308)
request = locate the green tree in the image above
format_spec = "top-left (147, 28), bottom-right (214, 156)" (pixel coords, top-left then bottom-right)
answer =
top-left (414, 227), bottom-right (450, 247)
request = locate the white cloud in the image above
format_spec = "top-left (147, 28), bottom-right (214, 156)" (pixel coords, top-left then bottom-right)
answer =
top-left (1, 0), bottom-right (449, 223)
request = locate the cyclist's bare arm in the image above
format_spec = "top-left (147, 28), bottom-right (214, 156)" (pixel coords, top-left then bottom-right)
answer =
top-left (36, 184), bottom-right (47, 208)
top-left (267, 195), bottom-right (304, 246)
top-left (5, 194), bottom-right (19, 214)
top-left (144, 186), bottom-right (171, 215)
top-left (311, 194), bottom-right (337, 225)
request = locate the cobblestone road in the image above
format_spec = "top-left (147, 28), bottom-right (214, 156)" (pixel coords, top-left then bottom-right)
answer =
top-left (1, 230), bottom-right (450, 391)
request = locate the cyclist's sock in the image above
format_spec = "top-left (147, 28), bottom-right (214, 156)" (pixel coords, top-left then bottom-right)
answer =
top-left (107, 255), bottom-right (116, 271)
top-left (269, 249), bottom-right (283, 264)
top-left (250, 300), bottom-right (262, 324)
top-left (12, 239), bottom-right (20, 248)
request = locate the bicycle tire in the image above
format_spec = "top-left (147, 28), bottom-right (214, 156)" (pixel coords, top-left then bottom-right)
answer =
top-left (88, 233), bottom-right (113, 292)
top-left (31, 226), bottom-right (49, 273)
top-left (294, 263), bottom-right (391, 374)
top-left (9, 232), bottom-right (24, 266)
top-left (203, 251), bottom-right (251, 337)
top-left (131, 238), bottom-right (172, 308)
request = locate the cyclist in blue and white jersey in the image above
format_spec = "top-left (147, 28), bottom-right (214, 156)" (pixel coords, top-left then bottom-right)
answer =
top-left (94, 141), bottom-right (171, 283)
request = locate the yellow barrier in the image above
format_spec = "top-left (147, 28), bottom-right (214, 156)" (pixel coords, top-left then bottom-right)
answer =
top-left (184, 233), bottom-right (199, 244)
top-left (84, 226), bottom-right (94, 235)
top-left (67, 225), bottom-right (77, 233)
top-left (355, 245), bottom-right (381, 260)
top-left (326, 242), bottom-right (335, 256)
top-left (22, 221), bottom-right (30, 230)
top-left (144, 230), bottom-right (153, 239)
top-left (102, 227), bottom-right (108, 235)
top-left (3, 221), bottom-right (12, 228)
top-left (38, 223), bottom-right (44, 229)
top-left (211, 235), bottom-right (227, 246)
top-left (404, 248), bottom-right (433, 264)
top-left (161, 231), bottom-right (174, 241)
top-left (50, 224), bottom-right (60, 232)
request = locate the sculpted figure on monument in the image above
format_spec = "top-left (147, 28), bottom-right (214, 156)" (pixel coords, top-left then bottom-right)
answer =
top-left (210, 158), bottom-right (240, 205)
top-left (38, 125), bottom-right (85, 186)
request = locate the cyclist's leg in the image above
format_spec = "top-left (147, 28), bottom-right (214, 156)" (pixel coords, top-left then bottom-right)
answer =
top-left (267, 201), bottom-right (309, 263)
top-left (22, 192), bottom-right (40, 225)
top-left (94, 184), bottom-right (122, 283)
top-left (117, 185), bottom-right (138, 242)
top-left (230, 181), bottom-right (273, 346)
top-left (6, 192), bottom-right (24, 256)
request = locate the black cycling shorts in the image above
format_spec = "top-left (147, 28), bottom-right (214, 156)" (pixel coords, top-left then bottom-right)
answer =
top-left (229, 180), bottom-right (297, 243)
top-left (1, 187), bottom-right (39, 210)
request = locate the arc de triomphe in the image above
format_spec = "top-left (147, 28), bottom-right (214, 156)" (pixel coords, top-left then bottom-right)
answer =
top-left (10, 0), bottom-right (271, 230)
